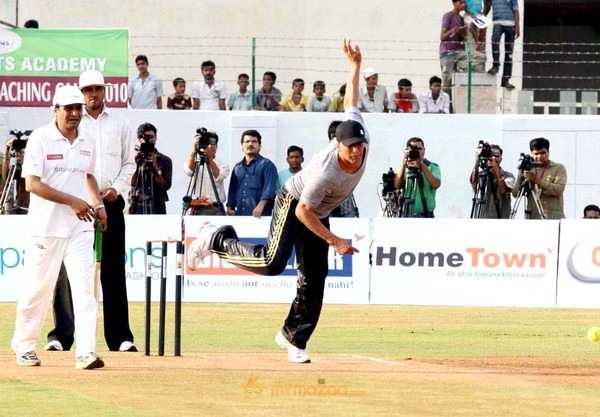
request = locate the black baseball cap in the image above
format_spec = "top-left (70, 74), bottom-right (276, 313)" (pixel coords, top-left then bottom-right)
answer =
top-left (335, 120), bottom-right (367, 146)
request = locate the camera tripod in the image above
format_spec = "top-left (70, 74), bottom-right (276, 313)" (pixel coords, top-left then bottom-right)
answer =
top-left (381, 190), bottom-right (400, 218)
top-left (181, 151), bottom-right (224, 217)
top-left (130, 158), bottom-right (156, 215)
top-left (332, 194), bottom-right (360, 218)
top-left (470, 160), bottom-right (501, 219)
top-left (510, 177), bottom-right (547, 219)
top-left (400, 168), bottom-right (429, 218)
top-left (0, 153), bottom-right (26, 214)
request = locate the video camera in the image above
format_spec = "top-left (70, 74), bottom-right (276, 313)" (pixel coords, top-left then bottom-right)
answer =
top-left (407, 145), bottom-right (421, 162)
top-left (381, 167), bottom-right (396, 197)
top-left (478, 141), bottom-right (492, 159)
top-left (8, 130), bottom-right (32, 153)
top-left (517, 153), bottom-right (542, 171)
top-left (477, 140), bottom-right (494, 170)
top-left (135, 133), bottom-right (156, 167)
top-left (195, 127), bottom-right (218, 155)
top-left (138, 132), bottom-right (156, 155)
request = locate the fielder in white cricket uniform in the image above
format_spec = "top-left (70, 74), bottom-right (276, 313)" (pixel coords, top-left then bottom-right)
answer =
top-left (11, 85), bottom-right (108, 369)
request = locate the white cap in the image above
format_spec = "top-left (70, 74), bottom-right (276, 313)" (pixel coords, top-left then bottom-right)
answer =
top-left (363, 67), bottom-right (377, 79)
top-left (53, 85), bottom-right (85, 106)
top-left (78, 69), bottom-right (113, 90)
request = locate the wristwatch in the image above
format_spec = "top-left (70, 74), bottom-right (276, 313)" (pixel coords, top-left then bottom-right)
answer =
top-left (157, 169), bottom-right (162, 176)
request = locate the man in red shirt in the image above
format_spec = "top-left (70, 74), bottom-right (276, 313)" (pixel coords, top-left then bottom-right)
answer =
top-left (389, 79), bottom-right (419, 113)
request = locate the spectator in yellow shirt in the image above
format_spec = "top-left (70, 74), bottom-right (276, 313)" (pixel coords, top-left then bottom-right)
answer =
top-left (279, 78), bottom-right (308, 112)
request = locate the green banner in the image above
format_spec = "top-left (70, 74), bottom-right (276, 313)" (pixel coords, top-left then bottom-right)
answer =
top-left (0, 28), bottom-right (129, 106)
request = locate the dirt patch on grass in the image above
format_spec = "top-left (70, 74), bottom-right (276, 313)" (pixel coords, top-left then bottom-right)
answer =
top-left (2, 351), bottom-right (599, 389)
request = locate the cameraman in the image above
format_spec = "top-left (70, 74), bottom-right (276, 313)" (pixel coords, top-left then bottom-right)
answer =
top-left (394, 137), bottom-right (441, 217)
top-left (469, 143), bottom-right (515, 218)
top-left (1, 135), bottom-right (30, 214)
top-left (512, 137), bottom-right (567, 219)
top-left (183, 130), bottom-right (229, 215)
top-left (130, 123), bottom-right (172, 214)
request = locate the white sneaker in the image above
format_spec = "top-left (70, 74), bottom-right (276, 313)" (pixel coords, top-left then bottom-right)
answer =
top-left (16, 351), bottom-right (41, 366)
top-left (275, 330), bottom-right (292, 350)
top-left (287, 346), bottom-right (311, 363)
top-left (187, 221), bottom-right (219, 270)
top-left (44, 340), bottom-right (63, 351)
top-left (75, 352), bottom-right (105, 370)
top-left (118, 341), bottom-right (138, 352)
top-left (274, 331), bottom-right (311, 363)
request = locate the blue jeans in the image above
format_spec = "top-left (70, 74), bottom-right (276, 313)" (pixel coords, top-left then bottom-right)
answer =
top-left (491, 24), bottom-right (515, 82)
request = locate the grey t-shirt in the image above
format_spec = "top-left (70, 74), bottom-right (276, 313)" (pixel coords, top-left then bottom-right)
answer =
top-left (286, 106), bottom-right (369, 218)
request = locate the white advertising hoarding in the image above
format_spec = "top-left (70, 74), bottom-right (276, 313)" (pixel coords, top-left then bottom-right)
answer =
top-left (124, 215), bottom-right (182, 302)
top-left (370, 218), bottom-right (560, 307)
top-left (1, 216), bottom-right (571, 307)
top-left (556, 219), bottom-right (600, 308)
top-left (0, 215), bottom-right (369, 304)
top-left (0, 215), bottom-right (26, 301)
top-left (183, 216), bottom-right (371, 304)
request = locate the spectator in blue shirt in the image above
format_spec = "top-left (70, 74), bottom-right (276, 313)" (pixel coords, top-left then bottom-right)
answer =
top-left (485, 0), bottom-right (520, 90)
top-left (226, 130), bottom-right (278, 217)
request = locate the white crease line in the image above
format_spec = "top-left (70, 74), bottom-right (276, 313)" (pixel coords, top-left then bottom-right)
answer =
top-left (337, 355), bottom-right (500, 374)
top-left (337, 354), bottom-right (406, 366)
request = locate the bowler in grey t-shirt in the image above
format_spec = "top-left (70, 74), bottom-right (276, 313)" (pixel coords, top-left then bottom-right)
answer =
top-left (186, 39), bottom-right (368, 364)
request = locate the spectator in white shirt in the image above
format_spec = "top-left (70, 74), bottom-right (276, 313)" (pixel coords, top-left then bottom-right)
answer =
top-left (127, 55), bottom-right (163, 109)
top-left (418, 76), bottom-right (450, 114)
top-left (191, 60), bottom-right (227, 111)
top-left (359, 67), bottom-right (388, 113)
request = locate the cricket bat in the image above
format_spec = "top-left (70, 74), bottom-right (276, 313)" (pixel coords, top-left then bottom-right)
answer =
top-left (94, 221), bottom-right (103, 300)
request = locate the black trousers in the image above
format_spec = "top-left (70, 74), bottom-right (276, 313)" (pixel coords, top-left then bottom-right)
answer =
top-left (47, 195), bottom-right (134, 351)
top-left (129, 198), bottom-right (166, 215)
top-left (211, 189), bottom-right (329, 349)
top-left (47, 263), bottom-right (74, 350)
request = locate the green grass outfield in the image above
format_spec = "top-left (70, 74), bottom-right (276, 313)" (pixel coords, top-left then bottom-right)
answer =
top-left (1, 302), bottom-right (600, 417)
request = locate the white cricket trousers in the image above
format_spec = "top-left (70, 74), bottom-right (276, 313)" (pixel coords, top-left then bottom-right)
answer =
top-left (12, 231), bottom-right (97, 358)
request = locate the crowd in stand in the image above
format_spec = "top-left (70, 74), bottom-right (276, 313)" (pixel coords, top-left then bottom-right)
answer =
top-left (127, 56), bottom-right (453, 114)
top-left (128, 1), bottom-right (519, 115)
